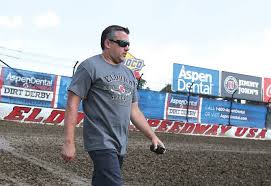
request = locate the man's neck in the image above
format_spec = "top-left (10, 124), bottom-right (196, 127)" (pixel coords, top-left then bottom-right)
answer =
top-left (102, 53), bottom-right (118, 65)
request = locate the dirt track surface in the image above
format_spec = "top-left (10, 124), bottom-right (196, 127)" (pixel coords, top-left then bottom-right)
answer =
top-left (1, 120), bottom-right (271, 186)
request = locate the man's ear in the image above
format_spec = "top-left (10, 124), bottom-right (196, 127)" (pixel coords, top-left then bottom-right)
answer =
top-left (104, 39), bottom-right (111, 49)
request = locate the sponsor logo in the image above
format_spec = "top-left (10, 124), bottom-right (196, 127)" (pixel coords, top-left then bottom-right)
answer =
top-left (123, 58), bottom-right (145, 72)
top-left (6, 72), bottom-right (53, 89)
top-left (177, 65), bottom-right (215, 95)
top-left (266, 84), bottom-right (271, 98)
top-left (224, 76), bottom-right (238, 94)
top-left (178, 65), bottom-right (212, 82)
top-left (169, 97), bottom-right (198, 107)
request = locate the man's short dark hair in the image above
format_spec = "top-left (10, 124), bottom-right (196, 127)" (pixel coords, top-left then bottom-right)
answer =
top-left (101, 25), bottom-right (129, 50)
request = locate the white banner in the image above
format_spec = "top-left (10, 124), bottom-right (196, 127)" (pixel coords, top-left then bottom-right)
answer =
top-left (1, 85), bottom-right (54, 101)
top-left (1, 102), bottom-right (270, 140)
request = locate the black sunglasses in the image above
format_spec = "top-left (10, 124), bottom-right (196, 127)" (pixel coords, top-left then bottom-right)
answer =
top-left (109, 39), bottom-right (130, 47)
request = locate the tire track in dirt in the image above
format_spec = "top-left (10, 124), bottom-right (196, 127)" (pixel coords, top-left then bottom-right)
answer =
top-left (0, 136), bottom-right (89, 186)
top-left (0, 172), bottom-right (31, 186)
top-left (1, 121), bottom-right (271, 185)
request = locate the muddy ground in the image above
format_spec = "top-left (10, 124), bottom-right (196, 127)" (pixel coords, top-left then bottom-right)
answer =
top-left (0, 120), bottom-right (271, 186)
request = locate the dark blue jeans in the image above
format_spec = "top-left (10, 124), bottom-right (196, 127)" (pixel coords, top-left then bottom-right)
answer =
top-left (88, 149), bottom-right (124, 186)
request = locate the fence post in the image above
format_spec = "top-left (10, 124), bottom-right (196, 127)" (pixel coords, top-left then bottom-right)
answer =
top-left (228, 89), bottom-right (238, 126)
top-left (186, 82), bottom-right (194, 122)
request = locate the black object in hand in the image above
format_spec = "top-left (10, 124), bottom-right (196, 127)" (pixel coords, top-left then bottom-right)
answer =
top-left (150, 144), bottom-right (166, 154)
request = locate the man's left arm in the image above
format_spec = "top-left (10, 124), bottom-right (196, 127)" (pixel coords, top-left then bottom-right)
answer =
top-left (130, 102), bottom-right (165, 148)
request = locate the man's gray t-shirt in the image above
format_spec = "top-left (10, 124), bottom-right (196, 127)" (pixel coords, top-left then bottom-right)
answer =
top-left (68, 54), bottom-right (138, 155)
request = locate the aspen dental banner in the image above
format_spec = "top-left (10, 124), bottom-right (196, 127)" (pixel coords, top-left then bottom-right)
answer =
top-left (201, 98), bottom-right (266, 128)
top-left (165, 93), bottom-right (200, 123)
top-left (172, 63), bottom-right (219, 96)
top-left (0, 67), bottom-right (57, 108)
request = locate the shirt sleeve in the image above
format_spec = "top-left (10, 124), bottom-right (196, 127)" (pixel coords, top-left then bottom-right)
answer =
top-left (68, 64), bottom-right (92, 99)
top-left (132, 87), bottom-right (138, 103)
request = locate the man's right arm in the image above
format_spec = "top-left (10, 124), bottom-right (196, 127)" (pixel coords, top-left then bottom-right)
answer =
top-left (61, 91), bottom-right (81, 161)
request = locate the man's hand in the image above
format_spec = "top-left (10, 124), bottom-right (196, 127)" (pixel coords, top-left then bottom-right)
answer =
top-left (61, 91), bottom-right (81, 162)
top-left (150, 144), bottom-right (166, 154)
top-left (150, 136), bottom-right (166, 154)
top-left (130, 102), bottom-right (166, 154)
top-left (61, 143), bottom-right (76, 162)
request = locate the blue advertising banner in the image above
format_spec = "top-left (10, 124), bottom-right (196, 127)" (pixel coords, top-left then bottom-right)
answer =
top-left (0, 67), bottom-right (57, 108)
top-left (138, 90), bottom-right (166, 120)
top-left (165, 93), bottom-right (199, 122)
top-left (57, 77), bottom-right (163, 114)
top-left (56, 76), bottom-right (82, 111)
top-left (57, 76), bottom-right (71, 109)
top-left (172, 63), bottom-right (220, 96)
top-left (201, 98), bottom-right (266, 128)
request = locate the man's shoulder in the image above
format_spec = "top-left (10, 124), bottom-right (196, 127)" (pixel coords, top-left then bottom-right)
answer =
top-left (83, 54), bottom-right (101, 63)
top-left (80, 54), bottom-right (102, 68)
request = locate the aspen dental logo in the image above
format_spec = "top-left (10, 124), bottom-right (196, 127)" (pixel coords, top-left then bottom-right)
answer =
top-left (6, 72), bottom-right (53, 89)
top-left (176, 65), bottom-right (216, 95)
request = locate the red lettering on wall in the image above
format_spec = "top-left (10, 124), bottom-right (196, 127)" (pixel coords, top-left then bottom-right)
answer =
top-left (193, 124), bottom-right (211, 134)
top-left (205, 125), bottom-right (219, 135)
top-left (235, 128), bottom-right (248, 137)
top-left (220, 125), bottom-right (232, 135)
top-left (4, 106), bottom-right (31, 121)
top-left (76, 112), bottom-right (85, 124)
top-left (156, 120), bottom-right (173, 132)
top-left (167, 121), bottom-right (184, 133)
top-left (256, 129), bottom-right (267, 139)
top-left (180, 123), bottom-right (195, 134)
top-left (246, 128), bottom-right (258, 138)
top-left (147, 119), bottom-right (161, 128)
top-left (24, 108), bottom-right (43, 122)
top-left (44, 110), bottom-right (65, 124)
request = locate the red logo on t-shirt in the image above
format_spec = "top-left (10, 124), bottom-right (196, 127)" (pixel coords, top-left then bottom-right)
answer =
top-left (119, 85), bottom-right (126, 93)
